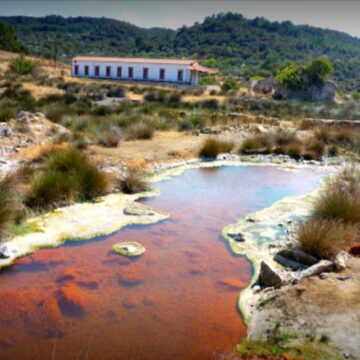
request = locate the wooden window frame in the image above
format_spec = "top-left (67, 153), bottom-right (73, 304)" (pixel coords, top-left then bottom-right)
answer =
top-left (143, 67), bottom-right (149, 80)
top-left (84, 65), bottom-right (89, 76)
top-left (177, 69), bottom-right (183, 82)
top-left (159, 68), bottom-right (165, 81)
top-left (128, 67), bottom-right (134, 79)
top-left (95, 65), bottom-right (100, 77)
top-left (117, 66), bottom-right (122, 78)
top-left (106, 66), bottom-right (111, 77)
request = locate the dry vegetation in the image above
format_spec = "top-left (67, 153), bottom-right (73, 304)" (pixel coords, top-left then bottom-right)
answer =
top-left (298, 166), bottom-right (360, 259)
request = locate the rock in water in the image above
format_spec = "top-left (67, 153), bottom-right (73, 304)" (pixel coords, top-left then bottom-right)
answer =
top-left (258, 261), bottom-right (283, 288)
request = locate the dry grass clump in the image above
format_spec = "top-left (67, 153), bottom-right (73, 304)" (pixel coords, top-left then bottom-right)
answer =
top-left (97, 125), bottom-right (122, 147)
top-left (298, 220), bottom-right (358, 259)
top-left (120, 170), bottom-right (150, 194)
top-left (0, 175), bottom-right (23, 237)
top-left (27, 148), bottom-right (108, 209)
top-left (298, 166), bottom-right (360, 259)
top-left (313, 166), bottom-right (360, 224)
top-left (199, 138), bottom-right (234, 158)
top-left (126, 122), bottom-right (155, 140)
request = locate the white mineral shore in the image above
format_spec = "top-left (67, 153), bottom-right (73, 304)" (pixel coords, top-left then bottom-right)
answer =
top-left (0, 190), bottom-right (168, 269)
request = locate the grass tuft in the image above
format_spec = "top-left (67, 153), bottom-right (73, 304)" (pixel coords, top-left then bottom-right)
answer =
top-left (126, 122), bottom-right (155, 140)
top-left (120, 170), bottom-right (150, 194)
top-left (298, 219), bottom-right (357, 259)
top-left (199, 138), bottom-right (234, 158)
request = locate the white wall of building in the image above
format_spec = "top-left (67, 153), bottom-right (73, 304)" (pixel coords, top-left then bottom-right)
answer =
top-left (72, 60), bottom-right (198, 85)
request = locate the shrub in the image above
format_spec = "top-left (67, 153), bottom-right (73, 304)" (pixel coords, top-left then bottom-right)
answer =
top-left (97, 126), bottom-right (122, 147)
top-left (0, 106), bottom-right (16, 122)
top-left (298, 219), bottom-right (357, 259)
top-left (239, 134), bottom-right (273, 154)
top-left (274, 131), bottom-right (300, 146)
top-left (71, 133), bottom-right (88, 150)
top-left (306, 139), bottom-right (325, 159)
top-left (44, 103), bottom-right (66, 123)
top-left (28, 148), bottom-right (108, 209)
top-left (0, 175), bottom-right (23, 237)
top-left (199, 138), bottom-right (234, 158)
top-left (286, 143), bottom-right (304, 159)
top-left (120, 170), bottom-right (150, 194)
top-left (52, 131), bottom-right (71, 144)
top-left (314, 126), bottom-right (332, 144)
top-left (126, 122), bottom-right (155, 140)
top-left (328, 144), bottom-right (339, 157)
top-left (221, 77), bottom-right (239, 92)
top-left (9, 55), bottom-right (36, 75)
top-left (107, 86), bottom-right (126, 98)
top-left (92, 105), bottom-right (113, 116)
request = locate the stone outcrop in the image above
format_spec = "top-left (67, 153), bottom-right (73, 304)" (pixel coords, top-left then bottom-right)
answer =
top-left (274, 80), bottom-right (339, 102)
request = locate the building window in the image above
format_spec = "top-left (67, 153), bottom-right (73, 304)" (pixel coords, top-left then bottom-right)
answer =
top-left (177, 70), bottom-right (183, 81)
top-left (143, 68), bottom-right (149, 80)
top-left (128, 67), bottom-right (133, 79)
top-left (84, 65), bottom-right (89, 76)
top-left (117, 66), bottom-right (122, 78)
top-left (159, 68), bottom-right (165, 81)
top-left (74, 65), bottom-right (79, 76)
top-left (95, 66), bottom-right (100, 77)
top-left (106, 66), bottom-right (111, 77)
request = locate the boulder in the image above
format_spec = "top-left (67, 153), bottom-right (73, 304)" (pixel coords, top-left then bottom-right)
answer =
top-left (273, 254), bottom-right (304, 271)
top-left (258, 261), bottom-right (283, 288)
top-left (252, 77), bottom-right (275, 95)
top-left (275, 248), bottom-right (318, 267)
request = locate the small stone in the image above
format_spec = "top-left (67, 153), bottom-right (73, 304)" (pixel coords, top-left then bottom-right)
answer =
top-left (334, 251), bottom-right (349, 270)
top-left (227, 231), bottom-right (245, 242)
top-left (336, 275), bottom-right (351, 281)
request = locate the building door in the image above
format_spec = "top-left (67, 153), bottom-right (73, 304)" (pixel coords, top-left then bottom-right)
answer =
top-left (117, 66), bottom-right (122, 78)
top-left (159, 68), bottom-right (165, 81)
top-left (128, 67), bottom-right (134, 79)
top-left (106, 66), bottom-right (111, 77)
top-left (95, 66), bottom-right (100, 77)
top-left (143, 67), bottom-right (149, 80)
top-left (177, 70), bottom-right (183, 82)
top-left (74, 65), bottom-right (79, 76)
top-left (84, 66), bottom-right (89, 76)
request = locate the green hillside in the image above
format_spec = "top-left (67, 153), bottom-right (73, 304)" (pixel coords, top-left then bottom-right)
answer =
top-left (1, 13), bottom-right (360, 91)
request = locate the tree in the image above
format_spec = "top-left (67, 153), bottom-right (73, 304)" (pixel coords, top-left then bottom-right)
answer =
top-left (305, 57), bottom-right (334, 84)
top-left (276, 62), bottom-right (303, 91)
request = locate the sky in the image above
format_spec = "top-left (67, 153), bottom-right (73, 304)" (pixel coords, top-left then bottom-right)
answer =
top-left (2, 0), bottom-right (360, 38)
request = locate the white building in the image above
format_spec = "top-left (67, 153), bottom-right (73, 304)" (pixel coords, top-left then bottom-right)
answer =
top-left (71, 56), bottom-right (217, 86)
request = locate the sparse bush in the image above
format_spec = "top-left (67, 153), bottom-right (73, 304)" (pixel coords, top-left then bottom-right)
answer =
top-left (9, 55), bottom-right (36, 75)
top-left (328, 144), bottom-right (339, 157)
top-left (126, 122), bottom-right (155, 140)
top-left (286, 143), bottom-right (304, 159)
top-left (298, 219), bottom-right (357, 259)
top-left (306, 139), bottom-right (325, 159)
top-left (199, 138), bottom-right (234, 158)
top-left (44, 103), bottom-right (66, 123)
top-left (0, 175), bottom-right (23, 237)
top-left (0, 106), bottom-right (16, 122)
top-left (221, 77), bottom-right (239, 92)
top-left (97, 125), bottom-right (122, 147)
top-left (314, 126), bottom-right (332, 144)
top-left (107, 86), bottom-right (126, 98)
top-left (92, 105), bottom-right (113, 116)
top-left (274, 131), bottom-right (300, 146)
top-left (52, 131), bottom-right (71, 144)
top-left (120, 170), bottom-right (150, 194)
